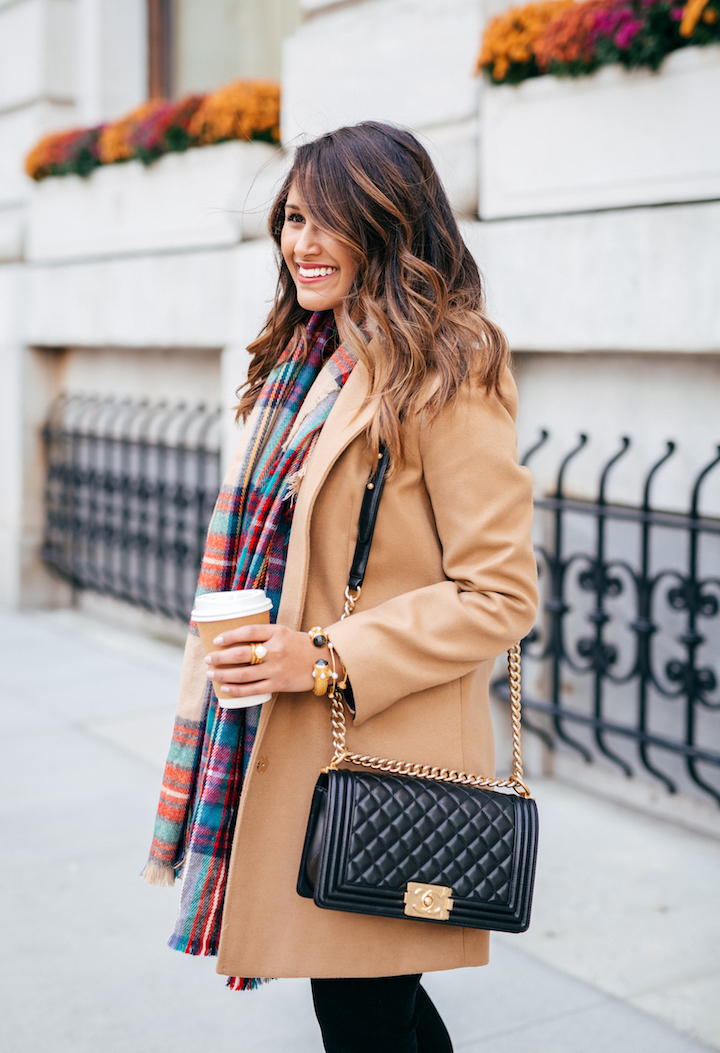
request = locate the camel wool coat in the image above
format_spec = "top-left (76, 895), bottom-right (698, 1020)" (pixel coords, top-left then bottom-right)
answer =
top-left (174, 356), bottom-right (538, 981)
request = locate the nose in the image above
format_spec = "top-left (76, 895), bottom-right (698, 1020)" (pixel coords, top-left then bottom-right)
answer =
top-left (295, 221), bottom-right (320, 257)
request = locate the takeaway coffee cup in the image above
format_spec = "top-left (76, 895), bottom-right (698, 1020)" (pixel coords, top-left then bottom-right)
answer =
top-left (192, 589), bottom-right (273, 709)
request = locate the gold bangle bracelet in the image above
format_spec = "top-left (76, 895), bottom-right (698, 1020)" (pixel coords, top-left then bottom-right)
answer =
top-left (328, 641), bottom-right (348, 691)
top-left (312, 658), bottom-right (330, 696)
top-left (327, 644), bottom-right (338, 699)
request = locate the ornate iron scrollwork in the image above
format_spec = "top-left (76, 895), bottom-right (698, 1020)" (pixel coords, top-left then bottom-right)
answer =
top-left (498, 432), bottom-right (720, 807)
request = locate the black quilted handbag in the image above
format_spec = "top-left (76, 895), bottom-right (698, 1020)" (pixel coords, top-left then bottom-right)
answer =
top-left (297, 448), bottom-right (539, 933)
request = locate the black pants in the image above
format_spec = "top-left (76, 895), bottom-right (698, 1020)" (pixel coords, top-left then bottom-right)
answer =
top-left (311, 974), bottom-right (453, 1053)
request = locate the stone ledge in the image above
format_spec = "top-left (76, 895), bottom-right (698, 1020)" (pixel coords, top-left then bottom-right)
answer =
top-left (26, 140), bottom-right (289, 262)
top-left (23, 238), bottom-right (277, 351)
top-left (461, 201), bottom-right (720, 353)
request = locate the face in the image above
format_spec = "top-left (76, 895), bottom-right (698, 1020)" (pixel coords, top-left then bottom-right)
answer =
top-left (280, 181), bottom-right (358, 315)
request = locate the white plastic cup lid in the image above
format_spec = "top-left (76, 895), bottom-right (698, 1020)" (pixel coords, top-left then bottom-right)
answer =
top-left (216, 691), bottom-right (273, 709)
top-left (192, 589), bottom-right (273, 622)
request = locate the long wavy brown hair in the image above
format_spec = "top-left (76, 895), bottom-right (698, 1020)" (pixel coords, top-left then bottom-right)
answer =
top-left (237, 122), bottom-right (509, 463)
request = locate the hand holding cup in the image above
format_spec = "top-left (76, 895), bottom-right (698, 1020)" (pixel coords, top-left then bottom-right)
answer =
top-left (193, 590), bottom-right (273, 708)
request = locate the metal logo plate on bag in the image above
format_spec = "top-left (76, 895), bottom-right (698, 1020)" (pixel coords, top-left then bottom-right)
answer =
top-left (403, 881), bottom-right (454, 921)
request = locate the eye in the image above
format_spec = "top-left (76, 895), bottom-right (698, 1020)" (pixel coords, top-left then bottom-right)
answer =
top-left (285, 212), bottom-right (304, 224)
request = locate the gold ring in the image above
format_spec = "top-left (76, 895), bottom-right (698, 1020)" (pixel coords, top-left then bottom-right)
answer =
top-left (250, 642), bottom-right (267, 665)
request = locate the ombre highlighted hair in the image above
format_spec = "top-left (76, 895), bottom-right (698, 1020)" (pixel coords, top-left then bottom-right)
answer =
top-left (237, 122), bottom-right (509, 463)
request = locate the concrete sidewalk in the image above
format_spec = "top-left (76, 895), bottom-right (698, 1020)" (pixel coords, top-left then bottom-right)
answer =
top-left (1, 608), bottom-right (718, 1053)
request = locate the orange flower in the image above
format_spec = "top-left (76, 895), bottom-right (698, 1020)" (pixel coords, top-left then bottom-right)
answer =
top-left (534, 0), bottom-right (608, 69)
top-left (98, 100), bottom-right (167, 163)
top-left (188, 79), bottom-right (281, 145)
top-left (477, 1), bottom-right (577, 81)
top-left (25, 78), bottom-right (282, 182)
top-left (25, 129), bottom-right (83, 179)
top-left (25, 126), bottom-right (104, 180)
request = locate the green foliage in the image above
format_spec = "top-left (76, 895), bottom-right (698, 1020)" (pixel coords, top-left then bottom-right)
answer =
top-left (593, 0), bottom-right (685, 71)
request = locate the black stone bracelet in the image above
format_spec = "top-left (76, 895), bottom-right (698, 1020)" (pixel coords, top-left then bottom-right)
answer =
top-left (307, 626), bottom-right (329, 648)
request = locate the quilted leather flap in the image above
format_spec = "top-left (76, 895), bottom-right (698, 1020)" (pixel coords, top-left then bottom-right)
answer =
top-left (339, 771), bottom-right (521, 904)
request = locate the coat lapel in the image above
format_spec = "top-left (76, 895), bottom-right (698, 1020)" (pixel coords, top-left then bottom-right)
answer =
top-left (250, 357), bottom-right (374, 747)
top-left (222, 344), bottom-right (371, 630)
top-left (278, 357), bottom-right (374, 631)
top-left (281, 364), bottom-right (340, 452)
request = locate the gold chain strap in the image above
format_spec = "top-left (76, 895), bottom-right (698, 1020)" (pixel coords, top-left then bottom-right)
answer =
top-left (326, 640), bottom-right (531, 800)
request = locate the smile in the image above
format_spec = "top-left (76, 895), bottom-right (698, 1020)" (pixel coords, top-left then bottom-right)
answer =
top-left (297, 265), bottom-right (338, 280)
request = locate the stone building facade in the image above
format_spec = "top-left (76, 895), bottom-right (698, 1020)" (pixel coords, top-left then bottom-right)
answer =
top-left (1, 0), bottom-right (718, 820)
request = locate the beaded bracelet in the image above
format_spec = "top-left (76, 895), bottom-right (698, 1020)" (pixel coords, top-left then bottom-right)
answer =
top-left (311, 658), bottom-right (330, 696)
top-left (308, 626), bottom-right (347, 698)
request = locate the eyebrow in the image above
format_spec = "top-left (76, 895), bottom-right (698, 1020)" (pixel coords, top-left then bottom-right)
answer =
top-left (285, 201), bottom-right (302, 211)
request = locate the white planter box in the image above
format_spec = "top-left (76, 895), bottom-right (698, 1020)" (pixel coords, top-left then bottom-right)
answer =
top-left (480, 45), bottom-right (720, 218)
top-left (27, 139), bottom-right (289, 261)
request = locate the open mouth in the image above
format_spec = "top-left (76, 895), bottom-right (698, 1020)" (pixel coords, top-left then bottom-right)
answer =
top-left (297, 265), bottom-right (338, 283)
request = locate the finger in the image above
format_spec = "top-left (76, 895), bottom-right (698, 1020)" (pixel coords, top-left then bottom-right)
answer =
top-left (215, 676), bottom-right (274, 699)
top-left (211, 623), bottom-right (276, 647)
top-left (205, 644), bottom-right (255, 667)
top-left (208, 663), bottom-right (268, 685)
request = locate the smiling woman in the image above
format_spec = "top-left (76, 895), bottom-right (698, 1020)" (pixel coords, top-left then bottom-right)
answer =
top-left (144, 121), bottom-right (538, 1052)
top-left (281, 186), bottom-right (358, 313)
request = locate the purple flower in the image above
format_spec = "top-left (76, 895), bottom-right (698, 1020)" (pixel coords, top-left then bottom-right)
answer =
top-left (591, 5), bottom-right (632, 39)
top-left (615, 16), bottom-right (643, 46)
top-left (131, 103), bottom-right (176, 151)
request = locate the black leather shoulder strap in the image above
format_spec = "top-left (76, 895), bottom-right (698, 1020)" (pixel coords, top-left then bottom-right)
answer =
top-left (347, 445), bottom-right (390, 591)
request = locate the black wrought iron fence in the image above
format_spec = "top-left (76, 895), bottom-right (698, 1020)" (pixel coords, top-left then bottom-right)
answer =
top-left (502, 431), bottom-right (720, 807)
top-left (42, 399), bottom-right (720, 805)
top-left (42, 395), bottom-right (222, 621)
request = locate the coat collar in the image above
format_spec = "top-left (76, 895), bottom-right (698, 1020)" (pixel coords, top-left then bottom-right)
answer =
top-left (254, 351), bottom-right (375, 749)
top-left (281, 361), bottom-right (341, 452)
top-left (277, 354), bottom-right (375, 631)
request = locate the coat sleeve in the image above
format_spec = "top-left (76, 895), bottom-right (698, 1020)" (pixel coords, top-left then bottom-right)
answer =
top-left (324, 369), bottom-right (538, 727)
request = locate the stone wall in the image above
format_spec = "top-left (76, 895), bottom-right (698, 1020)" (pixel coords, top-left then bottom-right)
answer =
top-left (0, 0), bottom-right (147, 264)
top-left (1, 0), bottom-right (719, 609)
top-left (281, 0), bottom-right (720, 511)
top-left (283, 0), bottom-right (485, 216)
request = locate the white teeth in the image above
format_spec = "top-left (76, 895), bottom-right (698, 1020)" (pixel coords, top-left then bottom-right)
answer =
top-left (298, 266), bottom-right (337, 278)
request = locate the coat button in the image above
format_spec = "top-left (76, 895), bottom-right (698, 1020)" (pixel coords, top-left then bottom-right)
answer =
top-left (256, 756), bottom-right (269, 773)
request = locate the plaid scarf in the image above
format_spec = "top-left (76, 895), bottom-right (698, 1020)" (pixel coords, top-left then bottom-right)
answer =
top-left (143, 312), bottom-right (357, 989)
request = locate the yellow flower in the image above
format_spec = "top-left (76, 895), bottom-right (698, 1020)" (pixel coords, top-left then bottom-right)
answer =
top-left (25, 129), bottom-right (81, 180)
top-left (680, 0), bottom-right (711, 35)
top-left (98, 100), bottom-right (166, 164)
top-left (188, 79), bottom-right (280, 145)
top-left (477, 1), bottom-right (576, 81)
top-left (495, 55), bottom-right (511, 79)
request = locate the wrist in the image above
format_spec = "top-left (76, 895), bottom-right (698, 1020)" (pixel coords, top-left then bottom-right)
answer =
top-left (306, 626), bottom-right (345, 696)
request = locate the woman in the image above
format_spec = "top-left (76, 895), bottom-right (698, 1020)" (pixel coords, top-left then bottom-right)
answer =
top-left (145, 121), bottom-right (538, 1052)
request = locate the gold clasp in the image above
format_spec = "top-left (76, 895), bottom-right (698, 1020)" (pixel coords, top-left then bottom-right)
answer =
top-left (403, 881), bottom-right (454, 921)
